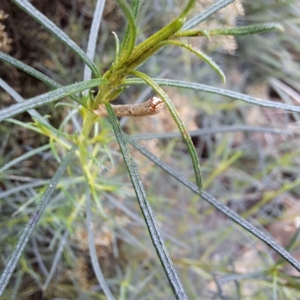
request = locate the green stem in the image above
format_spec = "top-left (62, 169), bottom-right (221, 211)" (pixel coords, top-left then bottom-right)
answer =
top-left (79, 110), bottom-right (98, 169)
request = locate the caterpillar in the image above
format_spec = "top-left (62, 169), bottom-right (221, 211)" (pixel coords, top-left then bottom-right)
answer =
top-left (93, 97), bottom-right (164, 117)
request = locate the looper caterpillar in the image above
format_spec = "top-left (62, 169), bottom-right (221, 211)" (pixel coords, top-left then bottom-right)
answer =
top-left (93, 97), bottom-right (163, 117)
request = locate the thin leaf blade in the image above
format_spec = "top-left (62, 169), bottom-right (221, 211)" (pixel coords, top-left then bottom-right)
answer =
top-left (85, 186), bottom-right (115, 300)
top-left (161, 40), bottom-right (226, 83)
top-left (12, 0), bottom-right (100, 77)
top-left (105, 102), bottom-right (188, 300)
top-left (130, 71), bottom-right (203, 190)
top-left (117, 0), bottom-right (137, 63)
top-left (123, 78), bottom-right (300, 113)
top-left (83, 0), bottom-right (106, 83)
top-left (0, 78), bottom-right (108, 122)
top-left (0, 51), bottom-right (85, 105)
top-left (208, 23), bottom-right (284, 36)
top-left (0, 51), bottom-right (59, 89)
top-left (0, 145), bottom-right (77, 296)
top-left (182, 0), bottom-right (235, 30)
top-left (125, 135), bottom-right (300, 273)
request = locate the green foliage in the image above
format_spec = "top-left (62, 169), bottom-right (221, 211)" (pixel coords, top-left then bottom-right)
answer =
top-left (1, 0), bottom-right (300, 298)
top-left (176, 23), bottom-right (283, 38)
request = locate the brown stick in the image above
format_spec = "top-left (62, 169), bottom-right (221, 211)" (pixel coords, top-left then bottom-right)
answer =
top-left (93, 97), bottom-right (164, 117)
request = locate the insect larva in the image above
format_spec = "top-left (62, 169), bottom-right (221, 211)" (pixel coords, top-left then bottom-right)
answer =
top-left (93, 97), bottom-right (164, 117)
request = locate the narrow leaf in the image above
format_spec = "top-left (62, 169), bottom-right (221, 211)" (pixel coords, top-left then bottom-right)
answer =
top-left (130, 126), bottom-right (291, 140)
top-left (131, 0), bottom-right (141, 20)
top-left (204, 151), bottom-right (242, 189)
top-left (0, 78), bottom-right (108, 122)
top-left (105, 102), bottom-right (188, 300)
top-left (117, 0), bottom-right (137, 63)
top-left (175, 23), bottom-right (283, 38)
top-left (42, 230), bottom-right (69, 290)
top-left (275, 228), bottom-right (300, 267)
top-left (0, 78), bottom-right (46, 121)
top-left (83, 0), bottom-right (106, 83)
top-left (207, 23), bottom-right (284, 36)
top-left (0, 51), bottom-right (84, 105)
top-left (87, 151), bottom-right (109, 171)
top-left (112, 32), bottom-right (121, 65)
top-left (0, 144), bottom-right (50, 173)
top-left (4, 118), bottom-right (42, 134)
top-left (11, 0), bottom-right (100, 77)
top-left (0, 52), bottom-right (60, 89)
top-left (160, 40), bottom-right (226, 83)
top-left (182, 0), bottom-right (235, 30)
top-left (131, 71), bottom-right (203, 190)
top-left (124, 1), bottom-right (197, 69)
top-left (119, 0), bottom-right (140, 62)
top-left (179, 0), bottom-right (196, 20)
top-left (123, 78), bottom-right (300, 113)
top-left (85, 187), bottom-right (115, 300)
top-left (0, 180), bottom-right (49, 199)
top-left (0, 78), bottom-right (70, 139)
top-left (0, 145), bottom-right (77, 296)
top-left (125, 135), bottom-right (300, 273)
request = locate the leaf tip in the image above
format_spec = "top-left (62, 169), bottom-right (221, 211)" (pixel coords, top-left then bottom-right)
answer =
top-left (221, 73), bottom-right (226, 84)
top-left (275, 24), bottom-right (284, 32)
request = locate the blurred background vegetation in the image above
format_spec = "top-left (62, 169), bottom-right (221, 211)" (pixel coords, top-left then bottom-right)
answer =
top-left (1, 0), bottom-right (300, 299)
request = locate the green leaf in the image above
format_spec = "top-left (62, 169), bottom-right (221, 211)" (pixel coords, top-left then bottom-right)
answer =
top-left (175, 23), bottom-right (283, 38)
top-left (4, 118), bottom-right (42, 134)
top-left (174, 29), bottom-right (209, 39)
top-left (83, 0), bottom-right (106, 82)
top-left (0, 78), bottom-right (70, 139)
top-left (0, 78), bottom-right (109, 122)
top-left (87, 151), bottom-right (109, 171)
top-left (130, 126), bottom-right (291, 141)
top-left (130, 71), bottom-right (203, 191)
top-left (179, 0), bottom-right (196, 20)
top-left (275, 227), bottom-right (300, 268)
top-left (85, 187), bottom-right (115, 300)
top-left (207, 23), bottom-right (284, 36)
top-left (0, 52), bottom-right (59, 89)
top-left (131, 0), bottom-right (141, 20)
top-left (112, 31), bottom-right (121, 65)
top-left (117, 0), bottom-right (137, 63)
top-left (0, 51), bottom-right (84, 106)
top-left (0, 144), bottom-right (76, 296)
top-left (0, 180), bottom-right (50, 199)
top-left (182, 0), bottom-right (235, 30)
top-left (119, 0), bottom-right (141, 63)
top-left (105, 102), bottom-right (188, 300)
top-left (124, 0), bottom-right (197, 70)
top-left (11, 0), bottom-right (100, 77)
top-left (42, 230), bottom-right (69, 290)
top-left (0, 77), bottom-right (45, 121)
top-left (106, 86), bottom-right (129, 102)
top-left (160, 40), bottom-right (226, 83)
top-left (49, 137), bottom-right (61, 163)
top-left (125, 135), bottom-right (300, 273)
top-left (0, 144), bottom-right (50, 173)
top-left (123, 78), bottom-right (300, 113)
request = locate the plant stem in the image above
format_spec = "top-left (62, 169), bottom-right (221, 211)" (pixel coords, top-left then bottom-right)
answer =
top-left (79, 110), bottom-right (98, 169)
